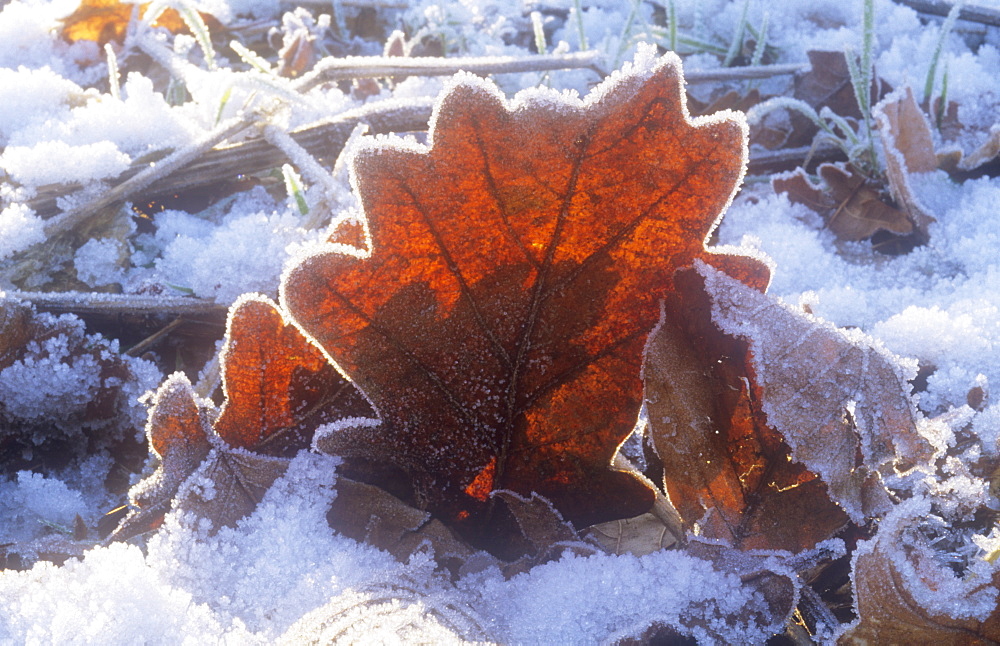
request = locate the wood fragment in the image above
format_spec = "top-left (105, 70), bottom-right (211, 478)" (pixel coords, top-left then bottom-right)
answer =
top-left (893, 0), bottom-right (1000, 27)
top-left (2, 290), bottom-right (225, 317)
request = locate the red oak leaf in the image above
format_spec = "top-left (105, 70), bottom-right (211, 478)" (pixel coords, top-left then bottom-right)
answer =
top-left (282, 51), bottom-right (766, 546)
top-left (108, 294), bottom-right (371, 541)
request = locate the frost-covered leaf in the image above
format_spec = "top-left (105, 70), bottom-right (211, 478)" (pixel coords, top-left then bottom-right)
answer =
top-left (874, 86), bottom-right (937, 236)
top-left (284, 49), bottom-right (763, 550)
top-left (958, 125), bottom-right (1000, 172)
top-left (109, 371), bottom-right (209, 542)
top-left (646, 266), bottom-right (849, 552)
top-left (774, 164), bottom-right (914, 242)
top-left (840, 497), bottom-right (1000, 644)
top-left (0, 297), bottom-right (159, 478)
top-left (59, 0), bottom-right (223, 48)
top-left (110, 295), bottom-right (371, 540)
top-left (327, 476), bottom-right (475, 567)
top-left (277, 573), bottom-right (495, 644)
top-left (701, 262), bottom-right (938, 523)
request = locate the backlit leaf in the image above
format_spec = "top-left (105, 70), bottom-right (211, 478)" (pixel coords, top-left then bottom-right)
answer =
top-left (283, 51), bottom-right (760, 545)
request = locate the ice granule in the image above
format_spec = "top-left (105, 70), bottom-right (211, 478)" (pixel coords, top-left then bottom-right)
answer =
top-left (0, 335), bottom-right (103, 423)
top-left (0, 203), bottom-right (45, 260)
top-left (0, 471), bottom-right (87, 543)
top-left (0, 140), bottom-right (130, 188)
top-left (74, 237), bottom-right (125, 288)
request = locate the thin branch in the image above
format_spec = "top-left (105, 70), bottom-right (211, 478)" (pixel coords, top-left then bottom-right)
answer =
top-left (893, 0), bottom-right (1000, 27)
top-left (685, 63), bottom-right (807, 83)
top-left (747, 144), bottom-right (845, 175)
top-left (41, 116), bottom-right (251, 239)
top-left (3, 290), bottom-right (226, 317)
top-left (294, 51), bottom-right (602, 92)
top-left (27, 100), bottom-right (434, 219)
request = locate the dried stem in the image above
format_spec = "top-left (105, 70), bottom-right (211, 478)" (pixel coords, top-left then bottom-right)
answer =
top-left (27, 100), bottom-right (434, 219)
top-left (894, 0), bottom-right (1000, 27)
top-left (293, 51), bottom-right (602, 92)
top-left (685, 63), bottom-right (807, 83)
top-left (3, 290), bottom-right (225, 317)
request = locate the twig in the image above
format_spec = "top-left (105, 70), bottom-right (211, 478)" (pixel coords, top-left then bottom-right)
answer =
top-left (41, 116), bottom-right (251, 239)
top-left (2, 290), bottom-right (226, 317)
top-left (893, 0), bottom-right (1000, 27)
top-left (125, 317), bottom-right (186, 357)
top-left (685, 63), bottom-right (807, 83)
top-left (294, 51), bottom-right (602, 92)
top-left (747, 144), bottom-right (845, 175)
top-left (27, 100), bottom-right (434, 219)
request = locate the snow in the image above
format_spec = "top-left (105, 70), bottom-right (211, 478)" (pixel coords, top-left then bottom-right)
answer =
top-left (2, 0), bottom-right (1000, 642)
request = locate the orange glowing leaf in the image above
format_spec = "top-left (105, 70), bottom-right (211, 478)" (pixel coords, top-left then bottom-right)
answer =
top-left (283, 50), bottom-right (764, 545)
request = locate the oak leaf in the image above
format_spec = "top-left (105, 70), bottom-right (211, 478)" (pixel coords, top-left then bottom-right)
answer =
top-left (839, 497), bottom-right (1000, 645)
top-left (60, 0), bottom-right (222, 48)
top-left (773, 164), bottom-right (914, 242)
top-left (109, 294), bottom-right (372, 540)
top-left (701, 262), bottom-right (937, 522)
top-left (282, 50), bottom-right (759, 546)
top-left (645, 265), bottom-right (850, 552)
top-left (874, 86), bottom-right (937, 237)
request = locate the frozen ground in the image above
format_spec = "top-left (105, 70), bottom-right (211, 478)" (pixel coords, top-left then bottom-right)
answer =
top-left (1, 0), bottom-right (1000, 643)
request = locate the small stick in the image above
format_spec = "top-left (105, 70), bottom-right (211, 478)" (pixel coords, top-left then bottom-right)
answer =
top-left (294, 51), bottom-right (602, 92)
top-left (685, 63), bottom-right (807, 83)
top-left (893, 0), bottom-right (1000, 27)
top-left (3, 290), bottom-right (225, 317)
top-left (125, 316), bottom-right (186, 357)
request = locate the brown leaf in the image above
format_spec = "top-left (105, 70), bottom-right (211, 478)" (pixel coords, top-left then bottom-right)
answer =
top-left (820, 163), bottom-right (913, 241)
top-left (773, 164), bottom-right (914, 242)
top-left (585, 512), bottom-right (677, 557)
top-left (874, 86), bottom-right (937, 236)
top-left (702, 262), bottom-right (937, 521)
top-left (110, 295), bottom-right (371, 540)
top-left (283, 52), bottom-right (764, 550)
top-left (327, 476), bottom-right (475, 566)
top-left (760, 51), bottom-right (893, 149)
top-left (840, 498), bottom-right (1000, 644)
top-left (213, 295), bottom-right (373, 458)
top-left (1, 298), bottom-right (155, 479)
top-left (59, 0), bottom-right (222, 48)
top-left (645, 266), bottom-right (849, 552)
top-left (958, 126), bottom-right (1000, 172)
top-left (772, 168), bottom-right (837, 214)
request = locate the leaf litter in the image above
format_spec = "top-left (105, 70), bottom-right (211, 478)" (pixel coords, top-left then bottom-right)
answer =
top-left (3, 0), bottom-right (1000, 644)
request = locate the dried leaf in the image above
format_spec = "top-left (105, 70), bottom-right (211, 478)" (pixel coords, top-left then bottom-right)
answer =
top-left (819, 163), bottom-right (913, 241)
top-left (1, 298), bottom-right (156, 479)
top-left (772, 168), bottom-right (837, 215)
top-left (701, 262), bottom-right (938, 521)
top-left (327, 476), bottom-right (475, 566)
top-left (646, 266), bottom-right (849, 552)
top-left (874, 86), bottom-right (937, 236)
top-left (213, 295), bottom-right (373, 457)
top-left (110, 295), bottom-right (370, 540)
top-left (586, 512), bottom-right (677, 557)
top-left (840, 497), bottom-right (1000, 644)
top-left (59, 0), bottom-right (222, 47)
top-left (284, 51), bottom-right (759, 548)
top-left (958, 125), bottom-right (1000, 172)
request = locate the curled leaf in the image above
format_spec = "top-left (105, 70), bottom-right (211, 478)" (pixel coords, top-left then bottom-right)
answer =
top-left (645, 266), bottom-right (849, 552)
top-left (840, 497), bottom-right (1000, 644)
top-left (700, 261), bottom-right (938, 522)
top-left (110, 295), bottom-right (371, 540)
